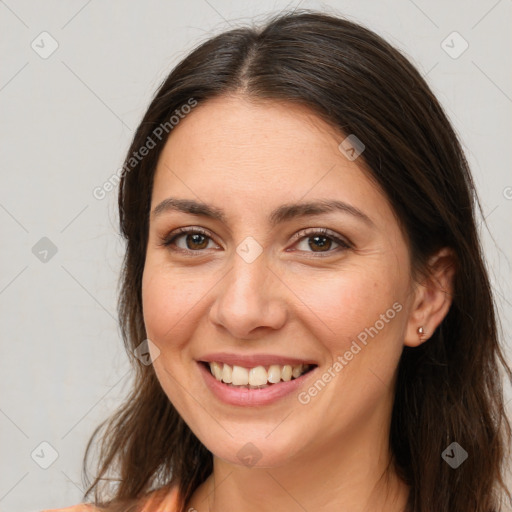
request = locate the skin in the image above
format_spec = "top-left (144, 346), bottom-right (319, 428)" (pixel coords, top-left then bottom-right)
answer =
top-left (141, 94), bottom-right (455, 512)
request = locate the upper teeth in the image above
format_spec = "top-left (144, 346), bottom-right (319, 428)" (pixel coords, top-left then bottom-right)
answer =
top-left (209, 362), bottom-right (309, 386)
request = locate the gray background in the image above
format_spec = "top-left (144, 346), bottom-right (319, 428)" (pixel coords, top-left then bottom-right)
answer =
top-left (1, 1), bottom-right (511, 510)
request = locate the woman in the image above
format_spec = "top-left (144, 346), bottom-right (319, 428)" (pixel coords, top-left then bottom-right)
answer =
top-left (45, 9), bottom-right (512, 512)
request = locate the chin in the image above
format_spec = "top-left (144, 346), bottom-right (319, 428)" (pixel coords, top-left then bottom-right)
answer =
top-left (204, 434), bottom-right (303, 469)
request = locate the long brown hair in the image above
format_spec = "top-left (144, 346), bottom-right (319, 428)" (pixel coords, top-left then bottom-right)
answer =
top-left (82, 10), bottom-right (512, 512)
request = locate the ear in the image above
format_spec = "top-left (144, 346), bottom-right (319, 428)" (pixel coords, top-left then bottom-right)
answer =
top-left (404, 247), bottom-right (456, 347)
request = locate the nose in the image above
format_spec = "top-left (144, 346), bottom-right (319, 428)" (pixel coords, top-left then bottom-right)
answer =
top-left (208, 251), bottom-right (288, 340)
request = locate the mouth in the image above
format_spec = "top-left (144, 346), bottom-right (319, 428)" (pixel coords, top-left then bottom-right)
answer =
top-left (199, 360), bottom-right (317, 389)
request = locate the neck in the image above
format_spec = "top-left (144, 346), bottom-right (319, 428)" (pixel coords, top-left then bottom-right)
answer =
top-left (195, 422), bottom-right (409, 512)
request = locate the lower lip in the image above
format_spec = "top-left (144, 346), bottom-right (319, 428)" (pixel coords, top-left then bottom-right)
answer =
top-left (197, 361), bottom-right (317, 407)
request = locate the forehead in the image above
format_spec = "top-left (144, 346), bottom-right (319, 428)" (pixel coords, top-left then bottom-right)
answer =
top-left (151, 95), bottom-right (392, 226)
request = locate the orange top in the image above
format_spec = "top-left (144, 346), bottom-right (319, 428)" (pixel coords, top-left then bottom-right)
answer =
top-left (41, 485), bottom-right (180, 512)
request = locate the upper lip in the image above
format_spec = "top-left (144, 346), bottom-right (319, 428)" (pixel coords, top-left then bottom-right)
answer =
top-left (198, 352), bottom-right (318, 368)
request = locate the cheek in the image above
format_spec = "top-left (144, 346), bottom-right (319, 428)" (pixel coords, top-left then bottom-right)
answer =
top-left (141, 265), bottom-right (202, 414)
top-left (141, 264), bottom-right (197, 348)
top-left (294, 269), bottom-right (405, 418)
top-left (142, 268), bottom-right (188, 352)
top-left (142, 269), bottom-right (169, 339)
top-left (295, 265), bottom-right (399, 341)
top-left (294, 264), bottom-right (407, 405)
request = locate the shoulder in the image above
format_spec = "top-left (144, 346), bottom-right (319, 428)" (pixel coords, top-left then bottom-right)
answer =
top-left (41, 506), bottom-right (100, 512)
top-left (40, 486), bottom-right (180, 512)
top-left (140, 485), bottom-right (180, 511)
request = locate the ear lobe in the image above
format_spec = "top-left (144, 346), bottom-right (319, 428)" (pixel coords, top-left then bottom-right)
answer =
top-left (404, 248), bottom-right (456, 348)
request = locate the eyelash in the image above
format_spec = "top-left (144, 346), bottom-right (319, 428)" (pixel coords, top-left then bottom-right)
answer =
top-left (158, 226), bottom-right (352, 258)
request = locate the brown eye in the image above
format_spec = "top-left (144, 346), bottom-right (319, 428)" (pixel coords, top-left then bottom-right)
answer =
top-left (160, 226), bottom-right (351, 258)
top-left (292, 228), bottom-right (351, 257)
top-left (181, 232), bottom-right (210, 250)
top-left (306, 234), bottom-right (334, 252)
top-left (160, 227), bottom-right (217, 253)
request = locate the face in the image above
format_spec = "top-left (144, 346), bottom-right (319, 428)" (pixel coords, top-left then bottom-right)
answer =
top-left (142, 94), bottom-right (417, 468)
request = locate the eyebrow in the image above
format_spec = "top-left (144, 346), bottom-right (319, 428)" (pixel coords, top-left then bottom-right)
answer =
top-left (151, 197), bottom-right (374, 228)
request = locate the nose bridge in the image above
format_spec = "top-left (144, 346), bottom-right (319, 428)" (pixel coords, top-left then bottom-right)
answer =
top-left (226, 233), bottom-right (270, 298)
top-left (210, 243), bottom-right (287, 337)
top-left (230, 247), bottom-right (269, 299)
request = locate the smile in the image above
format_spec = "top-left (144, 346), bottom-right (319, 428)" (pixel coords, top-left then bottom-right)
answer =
top-left (197, 360), bottom-right (318, 406)
top-left (205, 361), bottom-right (315, 388)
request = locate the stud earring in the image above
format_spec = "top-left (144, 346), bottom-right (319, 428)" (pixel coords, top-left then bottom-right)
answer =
top-left (418, 326), bottom-right (425, 338)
